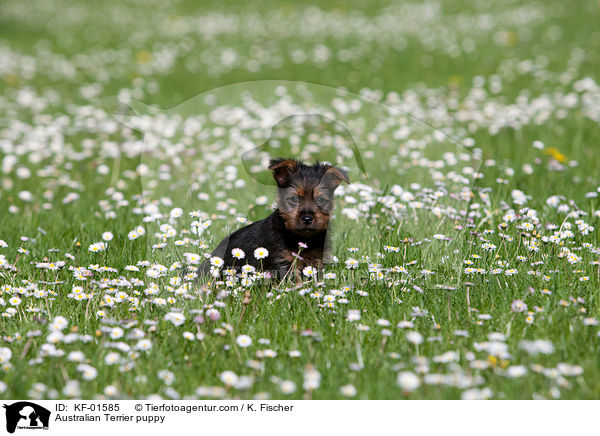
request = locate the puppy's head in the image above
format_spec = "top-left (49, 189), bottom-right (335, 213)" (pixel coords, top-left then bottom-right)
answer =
top-left (269, 158), bottom-right (349, 236)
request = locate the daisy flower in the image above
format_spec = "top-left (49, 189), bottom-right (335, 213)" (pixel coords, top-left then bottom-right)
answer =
top-left (303, 365), bottom-right (321, 390)
top-left (340, 384), bottom-right (357, 397)
top-left (104, 352), bottom-right (120, 365)
top-left (0, 348), bottom-right (12, 364)
top-left (510, 300), bottom-right (528, 313)
top-left (135, 339), bottom-right (152, 351)
top-left (302, 266), bottom-right (316, 277)
top-left (219, 371), bottom-right (239, 386)
top-left (164, 312), bottom-right (186, 326)
top-left (345, 258), bottom-right (359, 269)
top-left (210, 256), bottom-right (224, 268)
top-left (241, 264), bottom-right (256, 274)
top-left (77, 364), bottom-right (98, 380)
top-left (51, 316), bottom-right (68, 331)
top-left (406, 331), bottom-right (424, 345)
top-left (397, 371), bottom-right (420, 391)
top-left (347, 309), bottom-right (361, 322)
top-left (280, 380), bottom-right (296, 394)
top-left (110, 327), bottom-right (124, 339)
top-left (254, 247), bottom-right (269, 259)
top-left (236, 335), bottom-right (253, 347)
top-left (88, 242), bottom-right (107, 252)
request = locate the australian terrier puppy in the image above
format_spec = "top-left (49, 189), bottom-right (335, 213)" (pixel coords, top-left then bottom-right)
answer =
top-left (201, 158), bottom-right (349, 279)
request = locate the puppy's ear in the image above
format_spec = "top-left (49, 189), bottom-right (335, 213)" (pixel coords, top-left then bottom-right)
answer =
top-left (269, 158), bottom-right (298, 187)
top-left (321, 165), bottom-right (350, 190)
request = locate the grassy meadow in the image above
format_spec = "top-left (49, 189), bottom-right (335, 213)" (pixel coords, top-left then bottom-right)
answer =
top-left (0, 0), bottom-right (599, 399)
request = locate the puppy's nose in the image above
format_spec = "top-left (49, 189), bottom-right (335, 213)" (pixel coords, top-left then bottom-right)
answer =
top-left (301, 215), bottom-right (313, 225)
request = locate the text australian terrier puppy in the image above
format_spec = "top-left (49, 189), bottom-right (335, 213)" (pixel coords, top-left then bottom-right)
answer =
top-left (201, 158), bottom-right (349, 279)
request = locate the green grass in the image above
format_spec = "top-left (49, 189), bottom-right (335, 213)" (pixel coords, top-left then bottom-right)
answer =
top-left (0, 0), bottom-right (599, 400)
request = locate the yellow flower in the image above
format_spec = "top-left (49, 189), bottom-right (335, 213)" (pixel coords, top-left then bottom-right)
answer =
top-left (544, 147), bottom-right (566, 163)
top-left (4, 74), bottom-right (19, 86)
top-left (136, 50), bottom-right (152, 63)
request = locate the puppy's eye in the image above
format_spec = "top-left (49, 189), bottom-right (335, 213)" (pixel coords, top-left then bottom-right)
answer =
top-left (314, 197), bottom-right (328, 206)
top-left (289, 195), bottom-right (301, 204)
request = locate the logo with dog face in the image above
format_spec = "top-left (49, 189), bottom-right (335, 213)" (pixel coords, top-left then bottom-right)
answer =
top-left (3, 402), bottom-right (51, 433)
